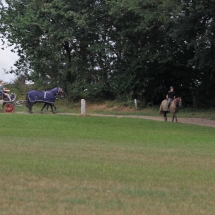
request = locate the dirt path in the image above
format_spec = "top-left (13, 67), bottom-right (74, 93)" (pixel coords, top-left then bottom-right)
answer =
top-left (87, 114), bottom-right (215, 128)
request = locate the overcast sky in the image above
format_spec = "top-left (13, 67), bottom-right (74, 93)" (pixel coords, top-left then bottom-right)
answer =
top-left (0, 43), bottom-right (18, 83)
top-left (0, 0), bottom-right (18, 83)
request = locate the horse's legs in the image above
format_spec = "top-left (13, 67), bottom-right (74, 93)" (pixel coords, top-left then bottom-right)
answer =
top-left (26, 100), bottom-right (32, 113)
top-left (41, 103), bottom-right (47, 113)
top-left (175, 113), bottom-right (178, 122)
top-left (51, 104), bottom-right (57, 114)
top-left (172, 113), bottom-right (178, 122)
top-left (164, 112), bottom-right (167, 121)
top-left (46, 104), bottom-right (50, 112)
top-left (41, 103), bottom-right (56, 113)
top-left (29, 103), bottom-right (33, 113)
top-left (50, 104), bottom-right (54, 113)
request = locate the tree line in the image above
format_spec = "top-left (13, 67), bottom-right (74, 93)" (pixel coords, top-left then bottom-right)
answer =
top-left (1, 0), bottom-right (215, 107)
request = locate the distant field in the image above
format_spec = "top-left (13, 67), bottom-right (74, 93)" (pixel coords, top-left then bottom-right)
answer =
top-left (0, 113), bottom-right (215, 215)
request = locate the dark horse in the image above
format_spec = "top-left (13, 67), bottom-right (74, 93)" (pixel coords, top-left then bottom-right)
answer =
top-left (26, 87), bottom-right (64, 113)
top-left (159, 97), bottom-right (182, 122)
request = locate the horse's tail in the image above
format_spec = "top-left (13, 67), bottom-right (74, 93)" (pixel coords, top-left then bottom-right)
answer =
top-left (159, 104), bottom-right (162, 114)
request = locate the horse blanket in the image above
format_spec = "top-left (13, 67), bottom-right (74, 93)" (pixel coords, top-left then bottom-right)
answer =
top-left (27, 87), bottom-right (59, 104)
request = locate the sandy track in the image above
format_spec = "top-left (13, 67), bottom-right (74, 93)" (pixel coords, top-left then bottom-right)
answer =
top-left (88, 114), bottom-right (215, 128)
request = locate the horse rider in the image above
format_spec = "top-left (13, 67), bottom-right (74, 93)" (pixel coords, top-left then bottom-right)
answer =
top-left (166, 86), bottom-right (176, 111)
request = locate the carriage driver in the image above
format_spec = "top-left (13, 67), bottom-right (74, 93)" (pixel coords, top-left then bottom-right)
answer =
top-left (0, 80), bottom-right (11, 101)
top-left (166, 86), bottom-right (176, 111)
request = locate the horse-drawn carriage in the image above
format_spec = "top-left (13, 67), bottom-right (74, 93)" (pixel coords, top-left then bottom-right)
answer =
top-left (1, 87), bottom-right (64, 114)
top-left (0, 91), bottom-right (16, 113)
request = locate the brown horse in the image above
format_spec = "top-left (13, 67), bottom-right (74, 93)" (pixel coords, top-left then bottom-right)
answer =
top-left (159, 97), bottom-right (182, 122)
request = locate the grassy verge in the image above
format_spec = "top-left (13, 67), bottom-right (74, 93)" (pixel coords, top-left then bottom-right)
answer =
top-left (0, 114), bottom-right (215, 214)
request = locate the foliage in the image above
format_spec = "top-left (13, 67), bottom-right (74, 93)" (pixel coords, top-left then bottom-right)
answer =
top-left (1, 0), bottom-right (215, 107)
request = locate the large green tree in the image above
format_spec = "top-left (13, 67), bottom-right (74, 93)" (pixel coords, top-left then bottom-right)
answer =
top-left (165, 0), bottom-right (215, 107)
top-left (1, 0), bottom-right (215, 106)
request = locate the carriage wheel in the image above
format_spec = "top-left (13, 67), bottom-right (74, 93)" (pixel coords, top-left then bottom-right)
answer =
top-left (3, 103), bottom-right (15, 113)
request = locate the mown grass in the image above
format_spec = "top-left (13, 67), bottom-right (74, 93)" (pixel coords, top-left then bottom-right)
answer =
top-left (0, 113), bottom-right (215, 215)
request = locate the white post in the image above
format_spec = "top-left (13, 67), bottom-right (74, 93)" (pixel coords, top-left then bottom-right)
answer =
top-left (81, 99), bottom-right (86, 115)
top-left (134, 99), bottom-right (137, 109)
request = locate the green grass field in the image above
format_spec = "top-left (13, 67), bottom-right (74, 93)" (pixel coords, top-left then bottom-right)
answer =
top-left (0, 113), bottom-right (215, 215)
